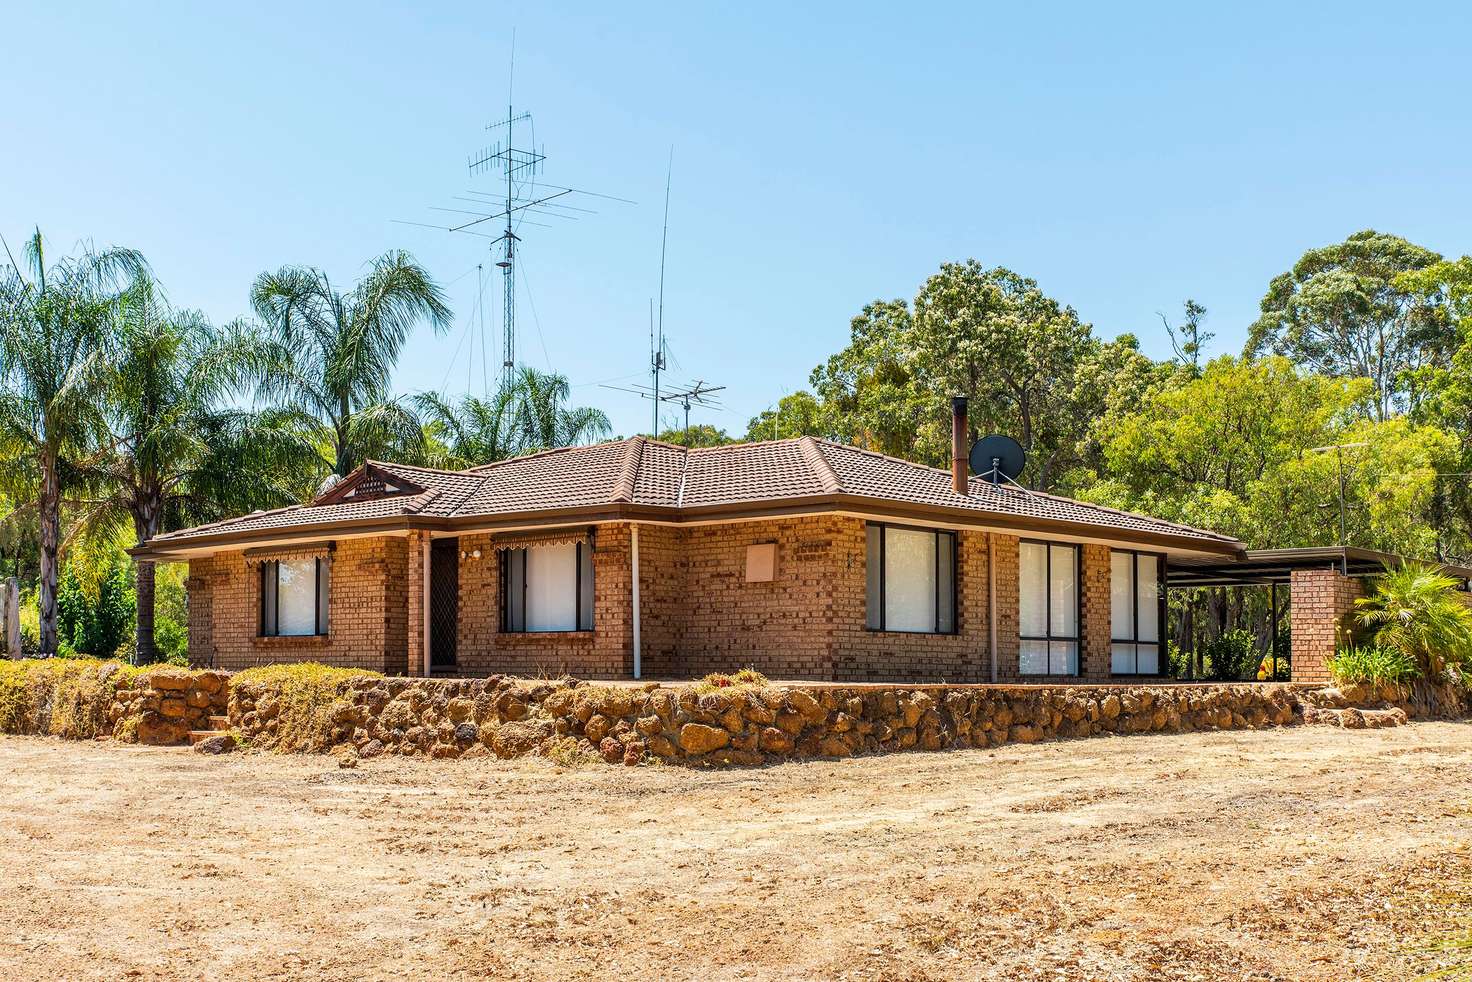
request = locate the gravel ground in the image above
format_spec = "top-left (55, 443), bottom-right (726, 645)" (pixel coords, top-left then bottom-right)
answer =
top-left (2, 723), bottom-right (1471, 981)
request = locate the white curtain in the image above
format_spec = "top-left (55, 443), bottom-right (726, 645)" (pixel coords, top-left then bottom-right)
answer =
top-left (1137, 555), bottom-right (1159, 643)
top-left (883, 528), bottom-right (937, 632)
top-left (1019, 542), bottom-right (1047, 637)
top-left (526, 543), bottom-right (578, 632)
top-left (1049, 545), bottom-right (1076, 638)
top-left (276, 559), bottom-right (318, 636)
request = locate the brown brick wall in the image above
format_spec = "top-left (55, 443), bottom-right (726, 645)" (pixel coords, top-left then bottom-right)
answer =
top-left (187, 535), bottom-right (410, 673)
top-left (1290, 567), bottom-right (1364, 684)
top-left (185, 519), bottom-right (1124, 683)
top-left (451, 525), bottom-right (633, 680)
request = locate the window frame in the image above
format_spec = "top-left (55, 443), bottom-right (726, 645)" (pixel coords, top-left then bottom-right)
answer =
top-left (864, 522), bottom-right (959, 636)
top-left (1017, 539), bottom-right (1081, 677)
top-left (499, 541), bottom-right (595, 634)
top-left (258, 556), bottom-right (329, 638)
top-left (1110, 549), bottom-right (1166, 677)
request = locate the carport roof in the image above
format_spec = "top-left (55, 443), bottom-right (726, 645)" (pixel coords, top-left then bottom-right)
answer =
top-left (1166, 546), bottom-right (1472, 588)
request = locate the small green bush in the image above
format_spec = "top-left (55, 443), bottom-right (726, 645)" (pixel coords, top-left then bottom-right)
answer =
top-left (1328, 644), bottom-right (1420, 687)
top-left (693, 667), bottom-right (770, 694)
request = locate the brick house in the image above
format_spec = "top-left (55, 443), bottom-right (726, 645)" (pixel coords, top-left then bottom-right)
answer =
top-left (135, 413), bottom-right (1263, 684)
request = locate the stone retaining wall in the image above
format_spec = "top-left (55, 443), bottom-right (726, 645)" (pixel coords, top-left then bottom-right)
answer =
top-left (227, 675), bottom-right (1425, 766)
top-left (0, 660), bottom-right (229, 745)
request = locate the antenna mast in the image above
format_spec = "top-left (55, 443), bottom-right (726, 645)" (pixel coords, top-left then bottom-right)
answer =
top-left (394, 34), bottom-right (633, 397)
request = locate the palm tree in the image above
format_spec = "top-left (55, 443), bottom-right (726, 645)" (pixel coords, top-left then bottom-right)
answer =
top-left (415, 388), bottom-right (519, 468)
top-left (0, 230), bottom-right (146, 655)
top-left (251, 251), bottom-right (452, 482)
top-left (506, 367), bottom-right (612, 452)
top-left (78, 276), bottom-right (316, 662)
top-left (1354, 562), bottom-right (1472, 680)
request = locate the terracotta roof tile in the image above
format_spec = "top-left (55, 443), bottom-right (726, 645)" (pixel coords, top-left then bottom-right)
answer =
top-left (146, 436), bottom-right (1240, 550)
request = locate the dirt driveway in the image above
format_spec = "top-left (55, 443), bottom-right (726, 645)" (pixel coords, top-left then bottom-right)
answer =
top-left (2, 723), bottom-right (1471, 981)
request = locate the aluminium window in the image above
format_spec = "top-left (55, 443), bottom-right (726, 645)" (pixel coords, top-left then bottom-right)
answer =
top-left (501, 542), bottom-right (595, 632)
top-left (1018, 541), bottom-right (1079, 675)
top-left (259, 558), bottom-right (329, 637)
top-left (864, 523), bottom-right (957, 634)
top-left (1111, 550), bottom-right (1163, 675)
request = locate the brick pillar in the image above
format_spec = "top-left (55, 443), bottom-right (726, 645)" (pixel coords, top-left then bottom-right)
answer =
top-left (1289, 567), bottom-right (1364, 684)
top-left (407, 530), bottom-right (429, 677)
top-left (1080, 543), bottom-right (1112, 680)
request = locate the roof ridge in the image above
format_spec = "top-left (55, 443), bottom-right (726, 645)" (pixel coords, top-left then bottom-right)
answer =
top-left (799, 436), bottom-right (843, 494)
top-left (815, 438), bottom-right (1237, 543)
top-left (363, 458), bottom-right (476, 477)
top-left (611, 435), bottom-right (646, 503)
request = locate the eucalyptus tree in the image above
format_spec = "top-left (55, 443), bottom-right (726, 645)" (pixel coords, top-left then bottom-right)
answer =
top-left (251, 251), bottom-right (452, 481)
top-left (1246, 230), bottom-right (1448, 419)
top-left (0, 230), bottom-right (145, 655)
top-left (81, 276), bottom-right (315, 662)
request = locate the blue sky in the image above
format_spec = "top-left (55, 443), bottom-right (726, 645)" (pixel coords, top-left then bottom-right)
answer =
top-left (4, 2), bottom-right (1471, 439)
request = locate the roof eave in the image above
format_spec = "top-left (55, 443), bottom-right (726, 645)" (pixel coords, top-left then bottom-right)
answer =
top-left (132, 493), bottom-right (1244, 560)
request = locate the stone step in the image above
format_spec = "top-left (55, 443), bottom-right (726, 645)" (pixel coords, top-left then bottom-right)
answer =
top-left (187, 729), bottom-right (227, 745)
top-left (208, 715), bottom-right (230, 730)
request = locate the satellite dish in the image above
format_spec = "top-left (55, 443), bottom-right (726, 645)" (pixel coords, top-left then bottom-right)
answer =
top-left (969, 435), bottom-right (1026, 485)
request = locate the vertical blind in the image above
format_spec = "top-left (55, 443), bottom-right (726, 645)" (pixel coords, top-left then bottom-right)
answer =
top-left (1019, 542), bottom-right (1078, 675)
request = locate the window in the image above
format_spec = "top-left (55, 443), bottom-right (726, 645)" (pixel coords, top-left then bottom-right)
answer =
top-left (865, 523), bottom-right (956, 634)
top-left (501, 542), bottom-right (594, 632)
top-left (259, 558), bottom-right (329, 637)
top-left (1018, 541), bottom-right (1078, 675)
top-left (1111, 551), bottom-right (1162, 675)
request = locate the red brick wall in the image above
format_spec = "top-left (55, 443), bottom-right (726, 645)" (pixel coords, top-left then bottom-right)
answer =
top-left (187, 535), bottom-right (410, 673)
top-left (1290, 567), bottom-right (1364, 684)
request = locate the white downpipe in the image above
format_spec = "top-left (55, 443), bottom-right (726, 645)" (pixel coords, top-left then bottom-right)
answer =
top-left (421, 534), bottom-right (432, 678)
top-left (988, 533), bottom-right (998, 683)
top-left (631, 523), bottom-right (642, 680)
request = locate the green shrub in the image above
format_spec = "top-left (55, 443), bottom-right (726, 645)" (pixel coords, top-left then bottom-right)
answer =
top-left (1355, 562), bottom-right (1472, 682)
top-left (1203, 629), bottom-right (1259, 681)
top-left (1327, 644), bottom-right (1420, 687)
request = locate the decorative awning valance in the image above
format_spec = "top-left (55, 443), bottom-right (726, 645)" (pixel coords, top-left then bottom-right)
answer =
top-left (242, 541), bottom-right (335, 566)
top-left (491, 526), bottom-right (595, 551)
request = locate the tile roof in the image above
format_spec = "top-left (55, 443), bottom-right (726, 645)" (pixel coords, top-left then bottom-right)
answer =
top-left (145, 437), bottom-right (1240, 551)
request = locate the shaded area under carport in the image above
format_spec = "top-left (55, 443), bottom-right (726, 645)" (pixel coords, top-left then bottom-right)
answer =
top-left (1164, 546), bottom-right (1472, 683)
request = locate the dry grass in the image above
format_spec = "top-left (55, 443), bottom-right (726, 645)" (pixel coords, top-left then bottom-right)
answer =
top-left (3, 721), bottom-right (1472, 979)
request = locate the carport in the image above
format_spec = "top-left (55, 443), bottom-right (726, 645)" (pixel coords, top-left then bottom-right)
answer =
top-left (1165, 546), bottom-right (1472, 683)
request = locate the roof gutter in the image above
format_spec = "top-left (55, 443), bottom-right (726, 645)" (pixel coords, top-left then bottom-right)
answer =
top-left (131, 493), bottom-right (1245, 561)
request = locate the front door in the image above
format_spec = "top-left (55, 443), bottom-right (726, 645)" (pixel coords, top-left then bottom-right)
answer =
top-left (430, 538), bottom-right (458, 672)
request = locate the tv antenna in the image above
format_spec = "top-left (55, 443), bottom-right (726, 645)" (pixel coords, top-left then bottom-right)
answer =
top-left (393, 35), bottom-right (633, 393)
top-left (600, 378), bottom-right (726, 444)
